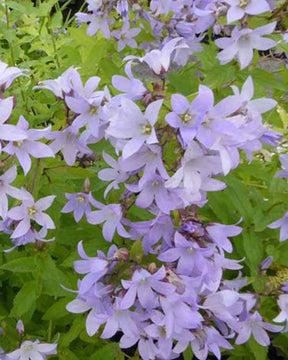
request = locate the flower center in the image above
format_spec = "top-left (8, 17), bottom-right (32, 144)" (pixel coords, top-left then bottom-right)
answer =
top-left (187, 247), bottom-right (194, 254)
top-left (89, 106), bottom-right (98, 115)
top-left (160, 326), bottom-right (167, 337)
top-left (239, 0), bottom-right (249, 8)
top-left (241, 34), bottom-right (251, 41)
top-left (27, 206), bottom-right (37, 216)
top-left (13, 140), bottom-right (23, 147)
top-left (181, 113), bottom-right (192, 124)
top-left (142, 123), bottom-right (152, 135)
top-left (23, 345), bottom-right (33, 354)
top-left (77, 195), bottom-right (86, 203)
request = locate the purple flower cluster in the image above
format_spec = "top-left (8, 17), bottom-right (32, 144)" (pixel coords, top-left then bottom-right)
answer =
top-left (67, 222), bottom-right (282, 359)
top-left (0, 1), bottom-right (286, 359)
top-left (32, 55), bottom-right (280, 358)
top-left (0, 62), bottom-right (57, 251)
top-left (76, 0), bottom-right (278, 69)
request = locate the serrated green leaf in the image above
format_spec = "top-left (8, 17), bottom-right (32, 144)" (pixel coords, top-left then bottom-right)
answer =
top-left (11, 281), bottom-right (40, 317)
top-left (1, 257), bottom-right (38, 273)
top-left (42, 298), bottom-right (70, 320)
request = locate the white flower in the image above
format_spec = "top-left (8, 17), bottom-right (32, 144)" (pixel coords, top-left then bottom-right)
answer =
top-left (6, 340), bottom-right (57, 360)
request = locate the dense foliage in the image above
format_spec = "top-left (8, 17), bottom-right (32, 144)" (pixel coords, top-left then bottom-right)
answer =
top-left (0, 0), bottom-right (288, 359)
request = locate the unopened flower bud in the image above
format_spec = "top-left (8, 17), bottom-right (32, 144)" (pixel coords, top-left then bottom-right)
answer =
top-left (166, 269), bottom-right (185, 294)
top-left (260, 256), bottom-right (273, 271)
top-left (114, 248), bottom-right (130, 262)
top-left (83, 178), bottom-right (90, 194)
top-left (142, 92), bottom-right (153, 106)
top-left (148, 262), bottom-right (157, 274)
top-left (16, 320), bottom-right (24, 336)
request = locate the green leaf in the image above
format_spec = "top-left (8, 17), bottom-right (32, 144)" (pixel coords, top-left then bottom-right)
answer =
top-left (130, 239), bottom-right (144, 263)
top-left (248, 337), bottom-right (268, 360)
top-left (11, 281), bottom-right (40, 318)
top-left (1, 257), bottom-right (38, 273)
top-left (89, 344), bottom-right (118, 360)
top-left (42, 298), bottom-right (70, 320)
top-left (59, 316), bottom-right (85, 348)
top-left (183, 345), bottom-right (193, 360)
top-left (58, 349), bottom-right (79, 360)
top-left (225, 176), bottom-right (255, 222)
top-left (242, 230), bottom-right (263, 276)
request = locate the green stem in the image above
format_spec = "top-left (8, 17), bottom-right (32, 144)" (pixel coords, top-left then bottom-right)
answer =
top-left (5, 2), bottom-right (15, 66)
top-left (46, 10), bottom-right (61, 69)
top-left (47, 320), bottom-right (53, 342)
top-left (269, 0), bottom-right (288, 19)
top-left (49, 26), bottom-right (61, 69)
top-left (31, 159), bottom-right (41, 195)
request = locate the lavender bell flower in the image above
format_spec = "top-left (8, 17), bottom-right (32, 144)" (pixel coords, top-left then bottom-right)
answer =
top-left (86, 0), bottom-right (102, 12)
top-left (87, 203), bottom-right (130, 242)
top-left (98, 152), bottom-right (129, 197)
top-left (235, 311), bottom-right (282, 346)
top-left (268, 212), bottom-right (288, 242)
top-left (121, 266), bottom-right (175, 309)
top-left (190, 326), bottom-right (233, 360)
top-left (48, 126), bottom-right (92, 166)
top-left (61, 192), bottom-right (95, 222)
top-left (64, 76), bottom-right (109, 137)
top-left (0, 61), bottom-right (26, 90)
top-left (6, 340), bottom-right (57, 360)
top-left (165, 141), bottom-right (225, 201)
top-left (34, 67), bottom-right (81, 99)
top-left (275, 154), bottom-right (288, 178)
top-left (206, 222), bottom-right (242, 253)
top-left (273, 294), bottom-right (288, 325)
top-left (173, 35), bottom-right (203, 66)
top-left (150, 0), bottom-right (171, 15)
top-left (126, 175), bottom-right (182, 214)
top-left (100, 298), bottom-right (139, 339)
top-left (3, 116), bottom-right (54, 175)
top-left (73, 241), bottom-right (113, 295)
top-left (0, 98), bottom-right (27, 148)
top-left (120, 331), bottom-right (158, 360)
top-left (129, 212), bottom-right (174, 254)
top-left (106, 98), bottom-right (163, 159)
top-left (121, 144), bottom-right (168, 187)
top-left (231, 76), bottom-right (277, 116)
top-left (225, 0), bottom-right (270, 24)
top-left (158, 232), bottom-right (215, 275)
top-left (77, 11), bottom-right (113, 38)
top-left (165, 86), bottom-right (212, 146)
top-left (117, 0), bottom-right (129, 17)
top-left (67, 290), bottom-right (111, 337)
top-left (215, 22), bottom-right (277, 69)
top-left (112, 21), bottom-right (140, 52)
top-left (158, 293), bottom-right (203, 338)
top-left (112, 61), bottom-right (147, 101)
top-left (8, 192), bottom-right (55, 238)
top-left (0, 166), bottom-right (29, 219)
top-left (6, 227), bottom-right (55, 252)
top-left (125, 37), bottom-right (188, 75)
